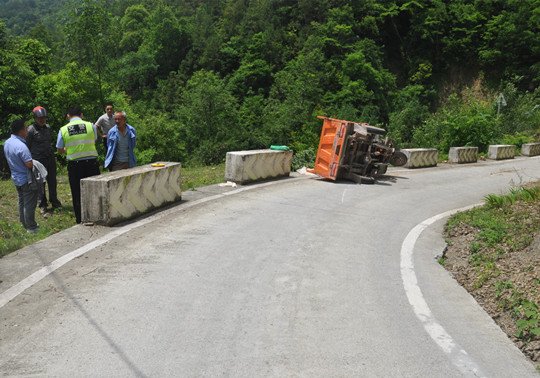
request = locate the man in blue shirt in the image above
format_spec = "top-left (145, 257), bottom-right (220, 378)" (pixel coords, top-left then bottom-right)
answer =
top-left (3, 119), bottom-right (39, 233)
top-left (104, 111), bottom-right (137, 171)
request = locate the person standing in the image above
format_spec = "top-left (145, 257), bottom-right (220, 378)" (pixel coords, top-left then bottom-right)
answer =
top-left (27, 106), bottom-right (62, 216)
top-left (56, 106), bottom-right (100, 224)
top-left (95, 103), bottom-right (114, 155)
top-left (104, 111), bottom-right (137, 171)
top-left (3, 119), bottom-right (39, 233)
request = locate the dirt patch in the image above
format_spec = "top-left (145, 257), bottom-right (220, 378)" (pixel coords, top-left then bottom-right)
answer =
top-left (444, 192), bottom-right (540, 363)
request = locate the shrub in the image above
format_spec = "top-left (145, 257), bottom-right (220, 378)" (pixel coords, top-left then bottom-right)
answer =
top-left (292, 148), bottom-right (316, 170)
top-left (412, 92), bottom-right (501, 152)
top-left (387, 85), bottom-right (431, 146)
top-left (499, 83), bottom-right (540, 135)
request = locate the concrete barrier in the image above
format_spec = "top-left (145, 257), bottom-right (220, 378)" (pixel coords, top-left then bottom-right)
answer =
top-left (402, 148), bottom-right (438, 169)
top-left (81, 162), bottom-right (182, 226)
top-left (488, 145), bottom-right (514, 160)
top-left (448, 147), bottom-right (478, 164)
top-left (521, 143), bottom-right (540, 157)
top-left (225, 149), bottom-right (293, 184)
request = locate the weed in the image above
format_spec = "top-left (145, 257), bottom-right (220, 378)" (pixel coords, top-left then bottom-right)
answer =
top-left (485, 194), bottom-right (505, 208)
top-left (515, 300), bottom-right (540, 340)
top-left (474, 261), bottom-right (500, 288)
top-left (494, 280), bottom-right (513, 298)
top-left (437, 256), bottom-right (447, 266)
top-left (470, 241), bottom-right (481, 254)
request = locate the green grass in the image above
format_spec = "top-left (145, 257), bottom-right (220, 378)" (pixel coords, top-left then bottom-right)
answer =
top-left (0, 164), bottom-right (225, 258)
top-left (446, 185), bottom-right (540, 341)
top-left (0, 174), bottom-right (76, 258)
top-left (181, 163), bottom-right (225, 190)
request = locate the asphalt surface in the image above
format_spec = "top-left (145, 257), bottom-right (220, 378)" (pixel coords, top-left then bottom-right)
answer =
top-left (1, 157), bottom-right (540, 377)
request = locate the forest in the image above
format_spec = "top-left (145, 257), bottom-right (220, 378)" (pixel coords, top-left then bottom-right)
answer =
top-left (0, 0), bottom-right (539, 167)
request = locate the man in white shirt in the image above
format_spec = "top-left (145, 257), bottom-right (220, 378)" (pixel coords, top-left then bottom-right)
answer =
top-left (95, 103), bottom-right (114, 155)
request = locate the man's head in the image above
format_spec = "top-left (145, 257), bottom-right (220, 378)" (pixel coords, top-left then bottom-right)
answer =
top-left (11, 119), bottom-right (28, 139)
top-left (33, 106), bottom-right (47, 127)
top-left (114, 111), bottom-right (127, 128)
top-left (67, 106), bottom-right (83, 119)
top-left (105, 103), bottom-right (114, 117)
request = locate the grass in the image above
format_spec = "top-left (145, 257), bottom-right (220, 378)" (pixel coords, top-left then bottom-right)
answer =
top-left (445, 185), bottom-right (540, 342)
top-left (0, 163), bottom-right (225, 258)
top-left (181, 163), bottom-right (225, 190)
top-left (0, 173), bottom-right (76, 258)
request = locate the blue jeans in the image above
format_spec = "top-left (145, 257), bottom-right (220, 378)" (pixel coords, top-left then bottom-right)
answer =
top-left (16, 182), bottom-right (38, 231)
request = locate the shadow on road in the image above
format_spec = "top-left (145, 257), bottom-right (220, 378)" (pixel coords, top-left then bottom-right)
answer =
top-left (32, 251), bottom-right (148, 377)
top-left (375, 174), bottom-right (409, 186)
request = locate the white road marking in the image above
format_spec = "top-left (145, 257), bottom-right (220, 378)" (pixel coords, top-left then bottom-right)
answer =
top-left (400, 203), bottom-right (485, 377)
top-left (341, 188), bottom-right (347, 204)
top-left (0, 178), bottom-right (310, 310)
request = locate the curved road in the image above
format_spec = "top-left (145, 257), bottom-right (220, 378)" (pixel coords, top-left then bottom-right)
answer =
top-left (1, 157), bottom-right (540, 377)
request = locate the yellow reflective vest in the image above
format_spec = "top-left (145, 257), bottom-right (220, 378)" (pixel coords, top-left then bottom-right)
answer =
top-left (60, 119), bottom-right (98, 161)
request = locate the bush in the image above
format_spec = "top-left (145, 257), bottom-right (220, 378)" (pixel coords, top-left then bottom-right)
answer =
top-left (412, 92), bottom-right (501, 152)
top-left (387, 85), bottom-right (432, 146)
top-left (499, 83), bottom-right (540, 135)
top-left (292, 148), bottom-right (316, 171)
top-left (136, 114), bottom-right (185, 163)
top-left (500, 133), bottom-right (534, 151)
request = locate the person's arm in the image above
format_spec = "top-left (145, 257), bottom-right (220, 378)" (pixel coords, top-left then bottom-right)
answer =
top-left (56, 130), bottom-right (66, 154)
top-left (26, 127), bottom-right (34, 151)
top-left (20, 146), bottom-right (33, 169)
top-left (95, 117), bottom-right (106, 138)
top-left (93, 124), bottom-right (99, 142)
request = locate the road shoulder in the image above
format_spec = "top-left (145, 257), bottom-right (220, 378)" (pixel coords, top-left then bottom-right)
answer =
top-left (412, 216), bottom-right (537, 377)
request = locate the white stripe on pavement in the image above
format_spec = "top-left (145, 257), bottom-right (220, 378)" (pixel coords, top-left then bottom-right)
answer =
top-left (400, 203), bottom-right (485, 377)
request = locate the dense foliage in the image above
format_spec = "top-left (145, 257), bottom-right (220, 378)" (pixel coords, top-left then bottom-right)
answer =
top-left (1, 0), bottom-right (539, 165)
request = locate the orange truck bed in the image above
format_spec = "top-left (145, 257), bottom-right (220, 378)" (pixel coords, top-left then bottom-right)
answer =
top-left (311, 116), bottom-right (348, 180)
top-left (311, 116), bottom-right (371, 180)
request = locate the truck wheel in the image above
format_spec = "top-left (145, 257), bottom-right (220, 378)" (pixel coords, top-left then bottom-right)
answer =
top-left (390, 151), bottom-right (407, 167)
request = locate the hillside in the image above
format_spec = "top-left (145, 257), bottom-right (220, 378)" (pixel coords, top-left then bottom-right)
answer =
top-left (0, 0), bottom-right (68, 34)
top-left (1, 0), bottom-right (539, 166)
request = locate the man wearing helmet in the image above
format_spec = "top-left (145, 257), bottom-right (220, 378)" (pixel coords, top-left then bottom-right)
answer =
top-left (27, 106), bottom-right (62, 215)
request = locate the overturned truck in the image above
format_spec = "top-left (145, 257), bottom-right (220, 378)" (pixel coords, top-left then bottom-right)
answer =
top-left (310, 116), bottom-right (407, 184)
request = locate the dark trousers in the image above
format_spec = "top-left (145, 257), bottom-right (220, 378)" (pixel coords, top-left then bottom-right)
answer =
top-left (102, 137), bottom-right (108, 156)
top-left (16, 182), bottom-right (38, 231)
top-left (67, 158), bottom-right (100, 224)
top-left (110, 162), bottom-right (129, 171)
top-left (37, 156), bottom-right (60, 208)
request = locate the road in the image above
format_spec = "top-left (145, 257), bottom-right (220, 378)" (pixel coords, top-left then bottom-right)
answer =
top-left (1, 157), bottom-right (539, 377)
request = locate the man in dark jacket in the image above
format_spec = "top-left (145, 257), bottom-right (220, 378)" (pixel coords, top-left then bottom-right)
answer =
top-left (27, 106), bottom-right (62, 214)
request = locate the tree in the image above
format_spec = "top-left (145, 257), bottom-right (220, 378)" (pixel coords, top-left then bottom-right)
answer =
top-left (64, 0), bottom-right (117, 105)
top-left (0, 21), bottom-right (37, 137)
top-left (34, 62), bottom-right (104, 131)
top-left (176, 70), bottom-right (239, 164)
top-left (119, 4), bottom-right (150, 53)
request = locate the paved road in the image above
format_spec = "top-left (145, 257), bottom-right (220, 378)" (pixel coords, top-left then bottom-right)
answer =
top-left (1, 158), bottom-right (540, 377)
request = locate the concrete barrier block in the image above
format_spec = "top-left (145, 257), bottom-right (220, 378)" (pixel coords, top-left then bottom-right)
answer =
top-left (81, 162), bottom-right (182, 226)
top-left (521, 143), bottom-right (540, 157)
top-left (488, 145), bottom-right (514, 160)
top-left (449, 147), bottom-right (478, 164)
top-left (402, 148), bottom-right (438, 169)
top-left (225, 149), bottom-right (293, 184)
